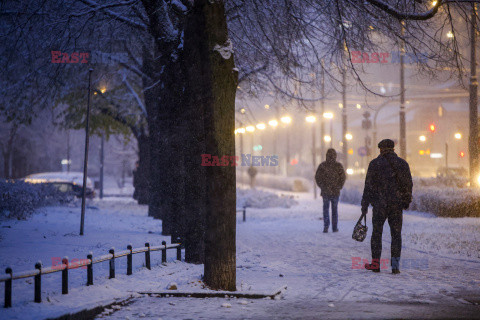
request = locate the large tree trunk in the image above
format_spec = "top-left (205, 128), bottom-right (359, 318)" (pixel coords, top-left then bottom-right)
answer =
top-left (140, 4), bottom-right (187, 235)
top-left (184, 0), bottom-right (237, 290)
top-left (134, 133), bottom-right (150, 205)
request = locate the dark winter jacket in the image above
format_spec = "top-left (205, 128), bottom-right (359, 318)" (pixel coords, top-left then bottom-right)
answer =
top-left (361, 151), bottom-right (413, 210)
top-left (315, 150), bottom-right (346, 197)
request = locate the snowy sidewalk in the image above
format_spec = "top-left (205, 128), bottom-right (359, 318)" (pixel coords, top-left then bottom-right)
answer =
top-left (1, 195), bottom-right (479, 319)
top-left (100, 196), bottom-right (480, 319)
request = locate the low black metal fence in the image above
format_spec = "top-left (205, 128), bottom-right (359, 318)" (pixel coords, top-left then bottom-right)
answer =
top-left (1, 241), bottom-right (182, 308)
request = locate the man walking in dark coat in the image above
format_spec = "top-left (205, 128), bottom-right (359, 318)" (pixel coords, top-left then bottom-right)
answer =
top-left (315, 149), bottom-right (346, 233)
top-left (361, 139), bottom-right (413, 274)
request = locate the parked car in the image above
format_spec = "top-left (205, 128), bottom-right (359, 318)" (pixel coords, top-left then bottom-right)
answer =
top-left (23, 172), bottom-right (95, 198)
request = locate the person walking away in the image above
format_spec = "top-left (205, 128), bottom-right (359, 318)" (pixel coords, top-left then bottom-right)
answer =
top-left (315, 149), bottom-right (346, 233)
top-left (247, 165), bottom-right (258, 189)
top-left (361, 139), bottom-right (413, 274)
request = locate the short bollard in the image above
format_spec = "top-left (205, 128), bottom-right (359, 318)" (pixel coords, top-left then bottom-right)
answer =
top-left (243, 206), bottom-right (246, 222)
top-left (4, 267), bottom-right (12, 308)
top-left (86, 253), bottom-right (93, 286)
top-left (109, 248), bottom-right (115, 279)
top-left (62, 257), bottom-right (68, 294)
top-left (162, 241), bottom-right (167, 264)
top-left (176, 245), bottom-right (182, 261)
top-left (145, 243), bottom-right (151, 270)
top-left (34, 262), bottom-right (42, 303)
top-left (127, 245), bottom-right (133, 275)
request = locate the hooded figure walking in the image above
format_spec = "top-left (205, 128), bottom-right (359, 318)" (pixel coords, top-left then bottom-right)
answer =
top-left (315, 149), bottom-right (346, 233)
top-left (361, 139), bottom-right (413, 274)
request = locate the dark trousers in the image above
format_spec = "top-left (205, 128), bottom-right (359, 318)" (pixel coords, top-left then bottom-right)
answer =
top-left (322, 196), bottom-right (339, 230)
top-left (371, 205), bottom-right (403, 268)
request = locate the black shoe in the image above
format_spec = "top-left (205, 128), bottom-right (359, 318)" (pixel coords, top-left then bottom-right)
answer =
top-left (323, 227), bottom-right (328, 233)
top-left (332, 228), bottom-right (339, 232)
top-left (365, 263), bottom-right (380, 273)
top-left (392, 268), bottom-right (400, 274)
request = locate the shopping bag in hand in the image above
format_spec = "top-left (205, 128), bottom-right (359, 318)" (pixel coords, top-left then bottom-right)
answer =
top-left (352, 212), bottom-right (368, 242)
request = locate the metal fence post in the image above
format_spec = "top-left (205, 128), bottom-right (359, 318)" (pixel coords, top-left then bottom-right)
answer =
top-left (109, 248), bottom-right (115, 279)
top-left (176, 244), bottom-right (182, 261)
top-left (243, 206), bottom-right (246, 222)
top-left (162, 241), bottom-right (167, 264)
top-left (87, 253), bottom-right (93, 286)
top-left (145, 243), bottom-right (151, 270)
top-left (4, 267), bottom-right (12, 308)
top-left (127, 245), bottom-right (133, 275)
top-left (34, 262), bottom-right (42, 303)
top-left (62, 257), bottom-right (68, 295)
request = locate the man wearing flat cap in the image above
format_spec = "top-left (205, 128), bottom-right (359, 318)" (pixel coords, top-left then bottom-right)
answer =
top-left (361, 139), bottom-right (413, 274)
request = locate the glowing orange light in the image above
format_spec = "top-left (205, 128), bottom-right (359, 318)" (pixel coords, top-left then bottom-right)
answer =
top-left (429, 124), bottom-right (436, 132)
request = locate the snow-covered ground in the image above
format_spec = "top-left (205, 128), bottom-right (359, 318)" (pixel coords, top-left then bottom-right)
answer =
top-left (0, 190), bottom-right (479, 319)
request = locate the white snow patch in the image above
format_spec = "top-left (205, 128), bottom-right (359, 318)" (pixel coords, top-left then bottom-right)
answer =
top-left (213, 39), bottom-right (233, 60)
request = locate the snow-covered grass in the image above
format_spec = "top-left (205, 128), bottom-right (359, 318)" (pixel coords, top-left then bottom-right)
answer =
top-left (0, 190), bottom-right (479, 319)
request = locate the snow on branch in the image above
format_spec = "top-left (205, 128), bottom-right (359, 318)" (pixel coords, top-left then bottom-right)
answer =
top-left (122, 73), bottom-right (147, 117)
top-left (213, 39), bottom-right (234, 60)
top-left (78, 0), bottom-right (148, 31)
top-left (364, 0), bottom-right (443, 21)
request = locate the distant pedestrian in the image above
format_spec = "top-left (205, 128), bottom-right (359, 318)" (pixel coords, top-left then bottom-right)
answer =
top-left (315, 149), bottom-right (346, 233)
top-left (361, 139), bottom-right (413, 274)
top-left (247, 165), bottom-right (258, 189)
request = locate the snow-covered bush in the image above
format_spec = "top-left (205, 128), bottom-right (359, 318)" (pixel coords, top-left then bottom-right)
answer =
top-left (0, 181), bottom-right (73, 220)
top-left (236, 188), bottom-right (298, 209)
top-left (236, 172), bottom-right (310, 192)
top-left (340, 179), bottom-right (480, 217)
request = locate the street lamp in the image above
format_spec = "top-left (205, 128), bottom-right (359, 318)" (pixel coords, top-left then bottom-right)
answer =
top-left (268, 119), bottom-right (278, 127)
top-left (356, 104), bottom-right (362, 110)
top-left (323, 112), bottom-right (334, 148)
top-left (345, 133), bottom-right (353, 141)
top-left (256, 123), bottom-right (266, 130)
top-left (280, 116), bottom-right (292, 172)
top-left (419, 135), bottom-right (426, 142)
top-left (281, 116), bottom-right (292, 124)
top-left (306, 115), bottom-right (318, 199)
top-left (324, 135), bottom-right (332, 143)
top-left (246, 125), bottom-right (255, 132)
top-left (237, 127), bottom-right (246, 134)
top-left (455, 133), bottom-right (462, 140)
top-left (323, 112), bottom-right (333, 119)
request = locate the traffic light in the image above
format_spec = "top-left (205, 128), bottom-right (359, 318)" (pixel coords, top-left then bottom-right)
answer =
top-left (429, 124), bottom-right (436, 132)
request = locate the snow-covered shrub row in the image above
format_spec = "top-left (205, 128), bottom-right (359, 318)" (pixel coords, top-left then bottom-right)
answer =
top-left (0, 181), bottom-right (73, 220)
top-left (236, 172), bottom-right (310, 192)
top-left (340, 179), bottom-right (480, 217)
top-left (236, 188), bottom-right (298, 209)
